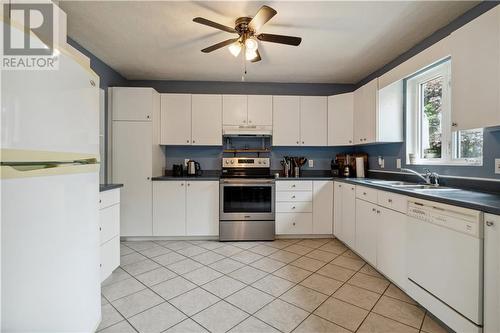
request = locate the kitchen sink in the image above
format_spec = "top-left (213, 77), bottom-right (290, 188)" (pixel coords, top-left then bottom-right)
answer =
top-left (364, 180), bottom-right (415, 186)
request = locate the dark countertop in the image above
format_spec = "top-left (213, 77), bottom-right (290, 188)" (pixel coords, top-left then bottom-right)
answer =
top-left (100, 184), bottom-right (123, 192)
top-left (153, 170), bottom-right (221, 181)
top-left (274, 170), bottom-right (334, 180)
top-left (275, 176), bottom-right (334, 181)
top-left (334, 177), bottom-right (500, 216)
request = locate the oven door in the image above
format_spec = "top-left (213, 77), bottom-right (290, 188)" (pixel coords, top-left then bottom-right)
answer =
top-left (220, 179), bottom-right (275, 221)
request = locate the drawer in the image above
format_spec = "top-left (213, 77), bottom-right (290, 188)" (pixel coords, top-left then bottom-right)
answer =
top-left (276, 191), bottom-right (313, 202)
top-left (276, 181), bottom-right (313, 192)
top-left (99, 204), bottom-right (120, 245)
top-left (378, 191), bottom-right (407, 214)
top-left (276, 213), bottom-right (313, 235)
top-left (356, 186), bottom-right (378, 204)
top-left (99, 189), bottom-right (120, 209)
top-left (276, 201), bottom-right (312, 213)
top-left (101, 236), bottom-right (120, 282)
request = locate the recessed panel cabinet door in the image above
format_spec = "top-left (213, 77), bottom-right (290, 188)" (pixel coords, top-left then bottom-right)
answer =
top-left (355, 199), bottom-right (378, 266)
top-left (313, 181), bottom-right (333, 234)
top-left (112, 87), bottom-right (153, 121)
top-left (186, 181), bottom-right (219, 236)
top-left (161, 94), bottom-right (192, 145)
top-left (341, 184), bottom-right (356, 248)
top-left (300, 96), bottom-right (327, 146)
top-left (153, 181), bottom-right (186, 236)
top-left (112, 121), bottom-right (153, 236)
top-left (333, 182), bottom-right (343, 239)
top-left (248, 95), bottom-right (273, 125)
top-left (192, 94), bottom-right (222, 145)
top-left (484, 213), bottom-right (500, 333)
top-left (223, 95), bottom-right (248, 125)
top-left (273, 96), bottom-right (300, 146)
top-left (328, 93), bottom-right (354, 146)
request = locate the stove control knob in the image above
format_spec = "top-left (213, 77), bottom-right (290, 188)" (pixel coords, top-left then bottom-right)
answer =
top-left (230, 160), bottom-right (235, 164)
top-left (225, 160), bottom-right (229, 164)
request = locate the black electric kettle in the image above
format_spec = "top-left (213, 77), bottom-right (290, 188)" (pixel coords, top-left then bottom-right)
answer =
top-left (187, 160), bottom-right (201, 176)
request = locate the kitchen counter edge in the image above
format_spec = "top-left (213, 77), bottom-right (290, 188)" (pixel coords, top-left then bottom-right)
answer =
top-left (100, 184), bottom-right (124, 192)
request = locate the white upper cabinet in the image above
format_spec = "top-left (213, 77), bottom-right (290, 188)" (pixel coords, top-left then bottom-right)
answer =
top-left (247, 95), bottom-right (273, 126)
top-left (223, 95), bottom-right (248, 125)
top-left (160, 94), bottom-right (192, 145)
top-left (111, 87), bottom-right (155, 121)
top-left (273, 96), bottom-right (301, 146)
top-left (328, 93), bottom-right (354, 146)
top-left (300, 96), bottom-right (328, 146)
top-left (450, 6), bottom-right (500, 130)
top-left (354, 79), bottom-right (377, 144)
top-left (191, 94), bottom-right (222, 146)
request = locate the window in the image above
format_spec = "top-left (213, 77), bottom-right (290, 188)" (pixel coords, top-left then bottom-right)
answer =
top-left (406, 60), bottom-right (483, 165)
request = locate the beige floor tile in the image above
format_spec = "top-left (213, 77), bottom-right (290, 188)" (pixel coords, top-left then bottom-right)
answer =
top-left (135, 267), bottom-right (177, 287)
top-left (198, 241), bottom-right (225, 251)
top-left (359, 264), bottom-right (385, 279)
top-left (112, 289), bottom-right (164, 318)
top-left (291, 256), bottom-right (325, 272)
top-left (209, 258), bottom-right (245, 274)
top-left (358, 312), bottom-right (418, 333)
top-left (101, 278), bottom-right (146, 302)
top-left (138, 246), bottom-right (171, 258)
top-left (267, 239), bottom-right (299, 249)
top-left (231, 250), bottom-right (263, 264)
top-left (255, 299), bottom-right (309, 333)
top-left (384, 284), bottom-right (418, 305)
top-left (169, 287), bottom-right (220, 316)
top-left (250, 257), bottom-right (287, 273)
top-left (348, 272), bottom-right (390, 294)
top-left (151, 276), bottom-right (196, 300)
top-left (333, 284), bottom-right (381, 310)
top-left (212, 245), bottom-right (243, 256)
top-left (229, 266), bottom-right (268, 284)
top-left (280, 285), bottom-right (328, 312)
top-left (226, 286), bottom-right (275, 314)
top-left (153, 252), bottom-right (186, 266)
top-left (98, 320), bottom-right (136, 333)
top-left (164, 318), bottom-right (209, 333)
top-left (124, 241), bottom-right (158, 252)
top-left (249, 244), bottom-right (279, 256)
top-left (229, 316), bottom-right (280, 333)
top-left (268, 250), bottom-right (301, 263)
top-left (283, 244), bottom-right (314, 255)
top-left (163, 241), bottom-right (193, 251)
top-left (120, 245), bottom-right (135, 256)
top-left (121, 259), bottom-right (160, 276)
top-left (176, 245), bottom-right (208, 257)
top-left (101, 268), bottom-right (131, 287)
top-left (167, 258), bottom-right (204, 275)
top-left (273, 265), bottom-right (312, 283)
top-left (331, 255), bottom-right (365, 271)
top-left (191, 251), bottom-right (225, 265)
top-left (202, 276), bottom-right (246, 298)
top-left (192, 301), bottom-right (249, 333)
top-left (296, 239), bottom-right (330, 249)
top-left (342, 250), bottom-right (363, 261)
top-left (97, 304), bottom-right (124, 331)
top-left (252, 274), bottom-right (295, 297)
top-left (294, 314), bottom-right (351, 333)
top-left (120, 252), bottom-right (147, 266)
top-left (305, 249), bottom-right (339, 262)
top-left (372, 296), bottom-right (425, 329)
top-left (300, 273), bottom-right (344, 295)
top-left (421, 313), bottom-right (449, 333)
top-left (182, 266), bottom-right (223, 285)
top-left (232, 241), bottom-right (262, 250)
top-left (129, 302), bottom-right (187, 333)
top-left (314, 297), bottom-right (369, 331)
top-left (318, 241), bottom-right (348, 254)
top-left (317, 264), bottom-right (356, 282)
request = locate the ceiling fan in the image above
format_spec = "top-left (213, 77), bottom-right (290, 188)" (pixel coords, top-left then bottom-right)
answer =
top-left (193, 5), bottom-right (302, 63)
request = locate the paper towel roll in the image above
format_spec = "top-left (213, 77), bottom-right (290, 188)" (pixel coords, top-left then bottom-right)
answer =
top-left (355, 157), bottom-right (365, 178)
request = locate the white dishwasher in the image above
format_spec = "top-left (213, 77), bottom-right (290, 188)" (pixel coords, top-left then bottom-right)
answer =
top-left (407, 199), bottom-right (483, 333)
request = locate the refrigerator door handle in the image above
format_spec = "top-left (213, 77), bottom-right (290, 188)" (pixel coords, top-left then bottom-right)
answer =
top-left (1, 160), bottom-right (99, 179)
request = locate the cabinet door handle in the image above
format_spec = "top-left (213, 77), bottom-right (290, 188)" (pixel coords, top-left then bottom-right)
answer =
top-left (296, 141), bottom-right (299, 144)
top-left (388, 199), bottom-right (392, 203)
top-left (292, 222), bottom-right (296, 226)
top-left (377, 210), bottom-right (380, 214)
top-left (99, 199), bottom-right (102, 203)
top-left (292, 206), bottom-right (296, 209)
top-left (186, 140), bottom-right (190, 143)
top-left (146, 115), bottom-right (150, 119)
top-left (187, 183), bottom-right (190, 186)
top-left (147, 177), bottom-right (150, 180)
top-left (292, 195), bottom-right (296, 199)
top-left (99, 227), bottom-right (102, 231)
top-left (243, 120), bottom-right (247, 123)
top-left (363, 192), bottom-right (367, 195)
top-left (486, 221), bottom-right (494, 227)
top-left (452, 122), bottom-right (458, 127)
top-left (372, 208), bottom-right (376, 212)
top-left (181, 183), bottom-right (184, 186)
top-left (302, 141), bottom-right (305, 144)
top-left (90, 79), bottom-right (96, 87)
top-left (349, 140), bottom-right (352, 143)
top-left (292, 184), bottom-right (296, 188)
top-left (192, 140), bottom-right (195, 143)
top-left (248, 120), bottom-right (252, 124)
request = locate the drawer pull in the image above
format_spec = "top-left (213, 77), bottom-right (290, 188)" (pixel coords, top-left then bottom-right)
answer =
top-left (292, 195), bottom-right (296, 199)
top-left (99, 199), bottom-right (102, 203)
top-left (292, 184), bottom-right (296, 188)
top-left (363, 192), bottom-right (367, 195)
top-left (372, 208), bottom-right (376, 212)
top-left (486, 221), bottom-right (494, 227)
top-left (292, 222), bottom-right (296, 226)
top-left (388, 199), bottom-right (392, 203)
top-left (292, 206), bottom-right (296, 209)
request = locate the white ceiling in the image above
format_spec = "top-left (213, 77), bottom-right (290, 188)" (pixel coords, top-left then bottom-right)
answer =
top-left (60, 1), bottom-right (477, 83)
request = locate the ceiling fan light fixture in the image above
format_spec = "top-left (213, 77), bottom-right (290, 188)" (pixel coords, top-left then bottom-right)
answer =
top-left (228, 42), bottom-right (242, 57)
top-left (244, 37), bottom-right (258, 51)
top-left (245, 48), bottom-right (258, 61)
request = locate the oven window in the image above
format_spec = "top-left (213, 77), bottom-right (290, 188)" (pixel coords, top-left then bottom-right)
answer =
top-left (223, 186), bottom-right (272, 213)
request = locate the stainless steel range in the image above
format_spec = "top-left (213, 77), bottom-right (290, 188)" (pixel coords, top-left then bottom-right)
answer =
top-left (219, 157), bottom-right (275, 241)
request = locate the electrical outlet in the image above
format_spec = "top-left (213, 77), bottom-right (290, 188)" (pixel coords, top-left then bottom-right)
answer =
top-left (184, 159), bottom-right (190, 166)
top-left (308, 160), bottom-right (314, 168)
top-left (495, 159), bottom-right (500, 174)
top-left (378, 156), bottom-right (385, 169)
top-left (396, 158), bottom-right (402, 169)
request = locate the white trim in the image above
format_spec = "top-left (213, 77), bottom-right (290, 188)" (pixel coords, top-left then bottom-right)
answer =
top-left (369, 169), bottom-right (500, 183)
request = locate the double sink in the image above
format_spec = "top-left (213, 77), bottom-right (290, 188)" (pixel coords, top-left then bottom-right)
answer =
top-left (363, 180), bottom-right (458, 193)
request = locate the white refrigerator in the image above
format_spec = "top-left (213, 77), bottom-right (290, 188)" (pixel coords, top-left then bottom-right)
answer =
top-left (1, 24), bottom-right (101, 332)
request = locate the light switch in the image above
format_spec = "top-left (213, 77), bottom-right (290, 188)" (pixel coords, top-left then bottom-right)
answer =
top-left (308, 160), bottom-right (314, 168)
top-left (495, 159), bottom-right (500, 174)
top-left (396, 158), bottom-right (402, 169)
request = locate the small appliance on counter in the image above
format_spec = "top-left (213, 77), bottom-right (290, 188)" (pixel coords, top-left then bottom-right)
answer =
top-left (333, 153), bottom-right (368, 178)
top-left (187, 160), bottom-right (201, 176)
top-left (172, 164), bottom-right (184, 177)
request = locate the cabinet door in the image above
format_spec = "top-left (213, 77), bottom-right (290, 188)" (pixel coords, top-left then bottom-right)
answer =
top-left (276, 213), bottom-right (313, 234)
top-left (313, 181), bottom-right (333, 234)
top-left (223, 95), bottom-right (248, 125)
top-left (112, 87), bottom-right (153, 121)
top-left (186, 181), bottom-right (219, 236)
top-left (377, 207), bottom-right (407, 290)
top-left (112, 121), bottom-right (153, 236)
top-left (153, 181), bottom-right (186, 236)
top-left (160, 94), bottom-right (192, 145)
top-left (300, 96), bottom-right (328, 146)
top-left (328, 93), bottom-right (354, 146)
top-left (484, 213), bottom-right (500, 333)
top-left (273, 96), bottom-right (300, 146)
top-left (247, 95), bottom-right (273, 125)
top-left (341, 184), bottom-right (356, 248)
top-left (354, 79), bottom-right (377, 144)
top-left (333, 182), bottom-right (343, 239)
top-left (450, 7), bottom-right (500, 130)
top-left (353, 86), bottom-right (364, 144)
top-left (355, 199), bottom-right (378, 265)
top-left (192, 94), bottom-right (222, 145)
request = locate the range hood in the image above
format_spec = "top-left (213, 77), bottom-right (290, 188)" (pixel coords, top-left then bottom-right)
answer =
top-left (223, 125), bottom-right (272, 137)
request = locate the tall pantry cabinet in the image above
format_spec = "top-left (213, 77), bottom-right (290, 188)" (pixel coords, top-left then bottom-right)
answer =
top-left (110, 87), bottom-right (164, 236)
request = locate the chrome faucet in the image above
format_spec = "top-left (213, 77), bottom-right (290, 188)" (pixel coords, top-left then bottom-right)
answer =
top-left (401, 168), bottom-right (439, 186)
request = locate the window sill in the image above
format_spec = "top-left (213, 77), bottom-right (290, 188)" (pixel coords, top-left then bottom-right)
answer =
top-left (407, 160), bottom-right (483, 167)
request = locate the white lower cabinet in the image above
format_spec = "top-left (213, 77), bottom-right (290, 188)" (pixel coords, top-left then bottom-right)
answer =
top-left (276, 213), bottom-right (313, 235)
top-left (484, 213), bottom-right (500, 333)
top-left (313, 181), bottom-right (333, 234)
top-left (355, 198), bottom-right (378, 265)
top-left (99, 188), bottom-right (121, 282)
top-left (333, 181), bottom-right (356, 247)
top-left (153, 181), bottom-right (219, 236)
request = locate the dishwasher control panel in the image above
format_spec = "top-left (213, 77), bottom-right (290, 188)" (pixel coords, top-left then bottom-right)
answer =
top-left (408, 200), bottom-right (482, 238)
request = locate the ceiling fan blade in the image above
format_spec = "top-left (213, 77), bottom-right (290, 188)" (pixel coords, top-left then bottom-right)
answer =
top-left (201, 38), bottom-right (239, 53)
top-left (248, 5), bottom-right (277, 32)
top-left (251, 49), bottom-right (262, 63)
top-left (257, 33), bottom-right (302, 46)
top-left (193, 17), bottom-right (237, 34)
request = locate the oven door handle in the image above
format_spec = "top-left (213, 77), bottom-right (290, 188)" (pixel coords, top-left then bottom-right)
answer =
top-left (220, 179), bottom-right (275, 184)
